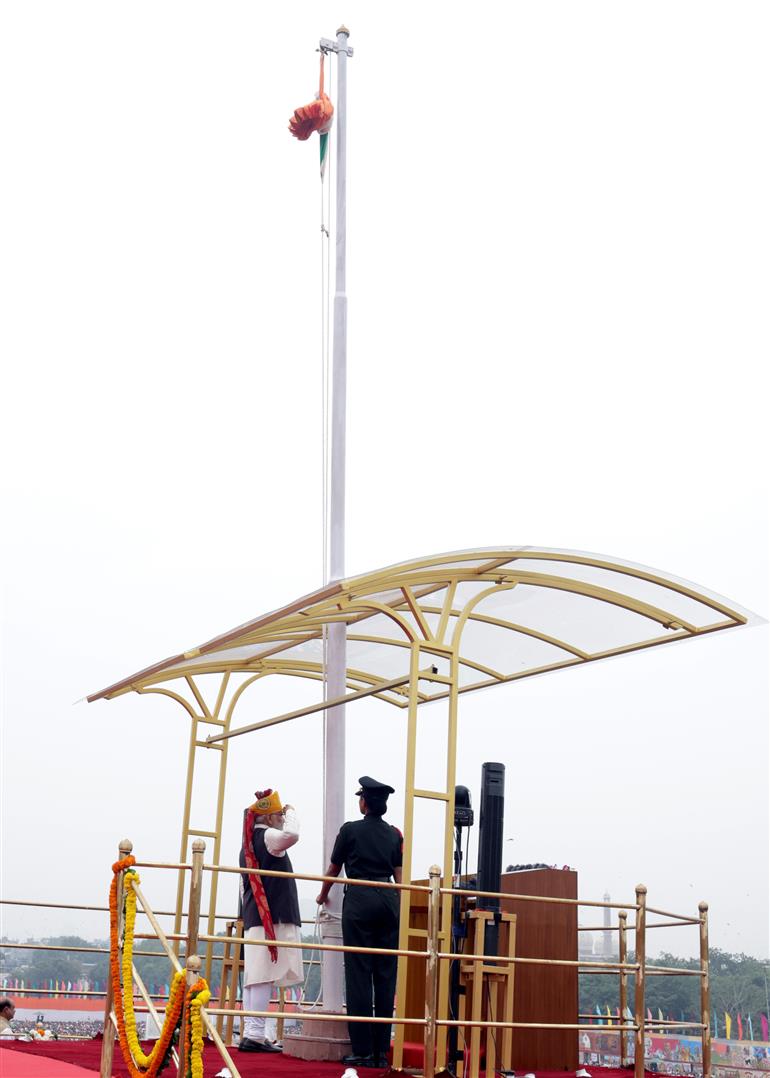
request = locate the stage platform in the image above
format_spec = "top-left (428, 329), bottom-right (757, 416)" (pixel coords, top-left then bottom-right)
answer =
top-left (0, 1042), bottom-right (659, 1078)
top-left (0, 1043), bottom-right (98, 1078)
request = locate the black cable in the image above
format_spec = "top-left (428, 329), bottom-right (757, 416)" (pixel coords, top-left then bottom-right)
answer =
top-left (448, 824), bottom-right (467, 1075)
top-left (484, 975), bottom-right (506, 1076)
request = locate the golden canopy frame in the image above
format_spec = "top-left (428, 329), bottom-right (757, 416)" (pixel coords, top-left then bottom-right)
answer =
top-left (88, 545), bottom-right (754, 1063)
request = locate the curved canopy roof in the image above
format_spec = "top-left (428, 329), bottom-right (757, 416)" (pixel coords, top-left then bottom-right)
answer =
top-left (88, 547), bottom-right (757, 708)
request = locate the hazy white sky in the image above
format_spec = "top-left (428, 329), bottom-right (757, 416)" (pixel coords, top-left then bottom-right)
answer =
top-left (1, 2), bottom-right (768, 961)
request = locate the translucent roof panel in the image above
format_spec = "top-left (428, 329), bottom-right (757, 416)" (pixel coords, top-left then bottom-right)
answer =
top-left (88, 546), bottom-right (761, 705)
top-left (507, 558), bottom-right (727, 630)
top-left (471, 584), bottom-right (677, 655)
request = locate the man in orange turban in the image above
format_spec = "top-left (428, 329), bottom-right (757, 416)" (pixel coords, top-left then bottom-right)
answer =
top-left (238, 789), bottom-right (302, 1053)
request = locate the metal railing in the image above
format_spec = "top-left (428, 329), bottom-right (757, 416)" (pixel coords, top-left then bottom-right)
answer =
top-left (576, 896), bottom-right (712, 1076)
top-left (1, 841), bottom-right (712, 1078)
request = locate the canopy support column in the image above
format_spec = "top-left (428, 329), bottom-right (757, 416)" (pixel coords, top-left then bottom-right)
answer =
top-left (140, 675), bottom-right (232, 977)
top-left (393, 643), bottom-right (458, 1071)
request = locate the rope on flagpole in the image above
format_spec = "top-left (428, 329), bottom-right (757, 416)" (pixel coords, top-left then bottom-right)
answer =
top-left (320, 49), bottom-right (335, 820)
top-left (301, 907), bottom-right (325, 1007)
top-left (320, 50), bottom-right (333, 592)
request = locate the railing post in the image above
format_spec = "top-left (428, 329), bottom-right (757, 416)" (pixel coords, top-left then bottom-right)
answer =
top-left (277, 986), bottom-right (286, 1043)
top-left (100, 838), bottom-right (132, 1078)
top-left (699, 902), bottom-right (711, 1078)
top-left (424, 865), bottom-right (441, 1078)
top-left (178, 953), bottom-right (202, 1076)
top-left (187, 840), bottom-right (205, 960)
top-left (633, 885), bottom-right (647, 1078)
top-left (618, 910), bottom-right (628, 1066)
top-left (178, 842), bottom-right (205, 1076)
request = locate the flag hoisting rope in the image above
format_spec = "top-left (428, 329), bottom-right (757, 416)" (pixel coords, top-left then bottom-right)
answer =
top-left (289, 26), bottom-right (353, 1017)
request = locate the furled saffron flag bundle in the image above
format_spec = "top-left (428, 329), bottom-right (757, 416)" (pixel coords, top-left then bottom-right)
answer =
top-left (289, 53), bottom-right (334, 177)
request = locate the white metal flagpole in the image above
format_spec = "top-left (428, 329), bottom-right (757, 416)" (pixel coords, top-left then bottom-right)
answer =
top-left (320, 23), bottom-right (352, 1016)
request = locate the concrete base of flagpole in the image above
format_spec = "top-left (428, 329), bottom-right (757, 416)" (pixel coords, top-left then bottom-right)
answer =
top-left (283, 916), bottom-right (351, 1061)
top-left (282, 1008), bottom-right (351, 1062)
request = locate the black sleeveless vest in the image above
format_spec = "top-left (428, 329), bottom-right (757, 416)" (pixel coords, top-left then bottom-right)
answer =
top-left (239, 827), bottom-right (301, 930)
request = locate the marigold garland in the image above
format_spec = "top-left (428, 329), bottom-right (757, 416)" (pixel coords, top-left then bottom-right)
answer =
top-left (184, 978), bottom-right (212, 1078)
top-left (109, 854), bottom-right (209, 1077)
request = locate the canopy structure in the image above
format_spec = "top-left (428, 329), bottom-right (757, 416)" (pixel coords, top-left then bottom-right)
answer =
top-left (88, 545), bottom-right (753, 708)
top-left (88, 545), bottom-right (757, 1023)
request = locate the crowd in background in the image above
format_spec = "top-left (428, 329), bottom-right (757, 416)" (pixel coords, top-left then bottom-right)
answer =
top-left (5, 1018), bottom-right (108, 1039)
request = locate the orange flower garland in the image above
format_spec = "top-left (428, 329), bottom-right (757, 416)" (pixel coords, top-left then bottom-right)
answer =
top-left (109, 855), bottom-right (206, 1078)
top-left (184, 978), bottom-right (212, 1078)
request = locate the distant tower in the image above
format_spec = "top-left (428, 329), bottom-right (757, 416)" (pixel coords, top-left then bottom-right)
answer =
top-left (603, 892), bottom-right (612, 956)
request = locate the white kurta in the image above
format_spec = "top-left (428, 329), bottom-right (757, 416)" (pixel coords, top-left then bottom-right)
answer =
top-left (243, 809), bottom-right (304, 988)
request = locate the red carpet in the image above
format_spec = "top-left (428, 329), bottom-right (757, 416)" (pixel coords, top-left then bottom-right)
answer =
top-left (1, 1043), bottom-right (658, 1078)
top-left (2, 1041), bottom-right (362, 1076)
top-left (0, 1047), bottom-right (96, 1077)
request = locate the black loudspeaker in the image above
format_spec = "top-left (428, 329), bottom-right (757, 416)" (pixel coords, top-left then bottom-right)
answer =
top-left (477, 761), bottom-right (505, 953)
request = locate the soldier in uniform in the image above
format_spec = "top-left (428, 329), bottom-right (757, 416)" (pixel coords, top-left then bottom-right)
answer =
top-left (316, 776), bottom-right (402, 1069)
top-left (238, 788), bottom-right (303, 1053)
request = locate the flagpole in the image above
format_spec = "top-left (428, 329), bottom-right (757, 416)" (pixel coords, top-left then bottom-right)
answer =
top-left (321, 22), bottom-right (351, 1016)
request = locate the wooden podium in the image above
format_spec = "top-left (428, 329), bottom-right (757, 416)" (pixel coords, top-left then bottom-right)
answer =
top-left (403, 868), bottom-right (578, 1073)
top-left (500, 868), bottom-right (578, 1071)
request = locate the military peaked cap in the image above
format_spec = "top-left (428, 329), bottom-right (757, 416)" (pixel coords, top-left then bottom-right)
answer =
top-left (355, 775), bottom-right (395, 797)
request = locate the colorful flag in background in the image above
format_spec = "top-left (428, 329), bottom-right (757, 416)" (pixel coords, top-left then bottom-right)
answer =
top-left (647, 1008), bottom-right (653, 1022)
top-left (596, 1004), bottom-right (602, 1024)
top-left (658, 1008), bottom-right (665, 1022)
top-left (725, 1013), bottom-right (732, 1040)
top-left (713, 1010), bottom-right (718, 1037)
top-left (760, 1014), bottom-right (769, 1042)
top-left (607, 1005), bottom-right (613, 1021)
top-left (748, 1014), bottom-right (754, 1042)
top-left (737, 1014), bottom-right (743, 1040)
